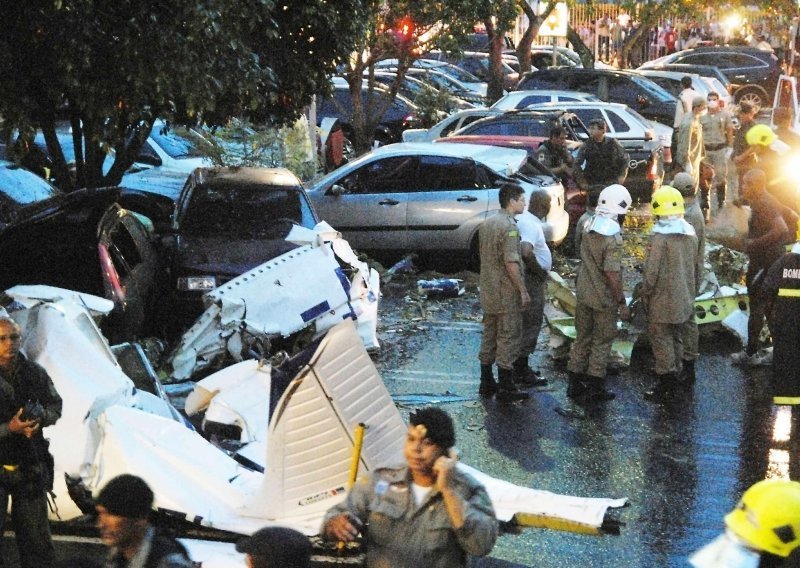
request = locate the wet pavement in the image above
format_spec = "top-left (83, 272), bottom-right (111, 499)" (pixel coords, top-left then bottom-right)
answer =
top-left (373, 278), bottom-right (799, 567)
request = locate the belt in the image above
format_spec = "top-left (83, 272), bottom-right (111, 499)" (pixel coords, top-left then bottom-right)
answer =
top-left (778, 288), bottom-right (800, 297)
top-left (704, 143), bottom-right (727, 151)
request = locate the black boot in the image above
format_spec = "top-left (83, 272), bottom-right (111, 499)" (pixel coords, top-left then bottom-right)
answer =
top-left (566, 371), bottom-right (589, 400)
top-left (585, 376), bottom-right (615, 402)
top-left (478, 364), bottom-right (497, 397)
top-left (513, 356), bottom-right (548, 387)
top-left (644, 373), bottom-right (677, 402)
top-left (681, 359), bottom-right (696, 385)
top-left (496, 367), bottom-right (530, 403)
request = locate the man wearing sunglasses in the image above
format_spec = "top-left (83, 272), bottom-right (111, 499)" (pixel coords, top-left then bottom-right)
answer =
top-left (0, 316), bottom-right (62, 568)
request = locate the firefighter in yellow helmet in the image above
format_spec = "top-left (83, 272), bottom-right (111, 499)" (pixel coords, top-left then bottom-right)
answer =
top-left (640, 186), bottom-right (700, 402)
top-left (690, 479), bottom-right (800, 567)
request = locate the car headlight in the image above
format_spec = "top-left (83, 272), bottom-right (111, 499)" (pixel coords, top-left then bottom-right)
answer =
top-left (177, 276), bottom-right (217, 292)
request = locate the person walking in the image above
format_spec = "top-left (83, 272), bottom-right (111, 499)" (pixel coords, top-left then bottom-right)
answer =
top-left (514, 190), bottom-right (552, 387)
top-left (0, 316), bottom-right (62, 568)
top-left (731, 168), bottom-right (789, 366)
top-left (640, 186), bottom-right (700, 401)
top-left (321, 407), bottom-right (498, 568)
top-left (671, 173), bottom-right (705, 386)
top-left (698, 91), bottom-right (734, 218)
top-left (566, 184), bottom-right (632, 404)
top-left (95, 474), bottom-right (193, 568)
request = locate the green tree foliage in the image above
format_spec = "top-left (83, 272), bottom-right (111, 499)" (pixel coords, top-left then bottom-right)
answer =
top-left (0, 0), bottom-right (365, 190)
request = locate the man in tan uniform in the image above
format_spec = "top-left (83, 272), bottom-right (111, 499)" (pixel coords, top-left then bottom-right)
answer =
top-left (671, 173), bottom-right (705, 386)
top-left (566, 184), bottom-right (632, 404)
top-left (478, 183), bottom-right (531, 403)
top-left (641, 186), bottom-right (699, 402)
top-left (698, 91), bottom-right (733, 218)
top-left (675, 96), bottom-right (707, 189)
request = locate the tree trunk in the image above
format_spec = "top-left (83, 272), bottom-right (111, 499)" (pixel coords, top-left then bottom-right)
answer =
top-left (485, 19), bottom-right (506, 103)
top-left (516, 1), bottom-right (553, 75)
top-left (620, 25), bottom-right (648, 70)
top-left (567, 26), bottom-right (594, 69)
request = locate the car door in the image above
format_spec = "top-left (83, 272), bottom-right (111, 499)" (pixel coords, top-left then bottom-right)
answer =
top-left (313, 156), bottom-right (414, 250)
top-left (405, 155), bottom-right (489, 251)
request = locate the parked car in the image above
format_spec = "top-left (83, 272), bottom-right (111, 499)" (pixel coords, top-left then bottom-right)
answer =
top-left (633, 69), bottom-right (732, 108)
top-left (317, 82), bottom-right (422, 146)
top-left (640, 46), bottom-right (781, 108)
top-left (375, 59), bottom-right (488, 99)
top-left (402, 108), bottom-right (501, 142)
top-left (429, 51), bottom-right (520, 90)
top-left (518, 67), bottom-right (677, 126)
top-left (523, 102), bottom-right (667, 200)
top-left (0, 160), bottom-right (161, 342)
top-left (528, 45), bottom-right (615, 70)
top-left (305, 142), bottom-right (569, 258)
top-left (368, 71), bottom-right (475, 110)
top-left (491, 90), bottom-right (600, 111)
top-left (162, 167), bottom-right (319, 334)
top-left (635, 63), bottom-right (733, 96)
top-left (136, 120), bottom-right (214, 174)
top-left (405, 68), bottom-right (488, 105)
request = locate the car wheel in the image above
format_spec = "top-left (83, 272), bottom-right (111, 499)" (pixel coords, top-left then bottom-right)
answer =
top-left (734, 87), bottom-right (767, 111)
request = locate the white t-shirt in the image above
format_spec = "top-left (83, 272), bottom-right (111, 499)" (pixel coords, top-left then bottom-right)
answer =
top-left (411, 483), bottom-right (433, 506)
top-left (515, 211), bottom-right (552, 272)
top-left (674, 87), bottom-right (700, 128)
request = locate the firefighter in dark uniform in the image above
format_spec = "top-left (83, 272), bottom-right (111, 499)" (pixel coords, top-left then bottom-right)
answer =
top-left (574, 118), bottom-right (629, 205)
top-left (640, 186), bottom-right (700, 401)
top-left (763, 220), bottom-right (800, 406)
top-left (477, 183), bottom-right (530, 403)
top-left (0, 316), bottom-right (61, 568)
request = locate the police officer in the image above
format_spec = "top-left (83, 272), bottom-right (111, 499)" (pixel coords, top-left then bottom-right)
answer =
top-left (698, 91), bottom-right (734, 217)
top-left (566, 184), bottom-right (632, 404)
top-left (477, 183), bottom-right (530, 403)
top-left (690, 479), bottom-right (800, 567)
top-left (640, 186), bottom-right (699, 401)
top-left (534, 125), bottom-right (575, 184)
top-left (0, 316), bottom-right (61, 568)
top-left (574, 118), bottom-right (629, 204)
top-left (671, 172), bottom-right (705, 385)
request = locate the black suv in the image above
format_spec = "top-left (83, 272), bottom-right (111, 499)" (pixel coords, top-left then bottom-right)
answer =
top-left (517, 67), bottom-right (677, 127)
top-left (642, 46), bottom-right (781, 108)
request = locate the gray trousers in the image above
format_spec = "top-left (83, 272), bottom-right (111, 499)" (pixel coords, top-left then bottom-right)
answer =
top-left (520, 277), bottom-right (546, 357)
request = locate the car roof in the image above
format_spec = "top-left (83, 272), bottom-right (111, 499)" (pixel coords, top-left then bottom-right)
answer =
top-left (524, 101), bottom-right (629, 110)
top-left (354, 142), bottom-right (528, 174)
top-left (188, 167), bottom-right (302, 188)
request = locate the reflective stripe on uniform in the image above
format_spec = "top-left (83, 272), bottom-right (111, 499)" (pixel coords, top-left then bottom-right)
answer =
top-left (774, 396), bottom-right (800, 405)
top-left (777, 288), bottom-right (800, 297)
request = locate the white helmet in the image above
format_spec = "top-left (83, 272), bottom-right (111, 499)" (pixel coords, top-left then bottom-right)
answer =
top-left (596, 184), bottom-right (632, 216)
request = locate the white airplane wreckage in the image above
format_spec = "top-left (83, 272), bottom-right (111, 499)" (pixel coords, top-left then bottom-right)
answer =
top-left (3, 226), bottom-right (627, 567)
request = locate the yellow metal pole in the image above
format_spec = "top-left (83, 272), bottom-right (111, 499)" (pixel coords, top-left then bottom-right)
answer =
top-left (338, 422), bottom-right (367, 552)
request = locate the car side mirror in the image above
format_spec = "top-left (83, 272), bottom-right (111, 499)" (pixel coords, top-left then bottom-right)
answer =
top-left (329, 184), bottom-right (346, 196)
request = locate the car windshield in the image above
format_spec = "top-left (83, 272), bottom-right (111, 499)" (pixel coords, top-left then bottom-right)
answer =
top-left (630, 76), bottom-right (675, 102)
top-left (150, 125), bottom-right (212, 159)
top-left (0, 164), bottom-right (61, 224)
top-left (181, 183), bottom-right (315, 237)
top-left (427, 63), bottom-right (481, 84)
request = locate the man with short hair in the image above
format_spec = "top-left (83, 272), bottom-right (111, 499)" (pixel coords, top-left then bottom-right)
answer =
top-left (574, 118), bottom-right (629, 205)
top-left (731, 169), bottom-right (789, 366)
top-left (0, 316), bottom-right (62, 568)
top-left (475, 183), bottom-right (531, 403)
top-left (731, 101), bottom-right (758, 195)
top-left (534, 125), bottom-right (575, 184)
top-left (236, 526), bottom-right (312, 568)
top-left (322, 407), bottom-right (498, 568)
top-left (514, 190), bottom-right (552, 387)
top-left (95, 474), bottom-right (193, 568)
top-left (699, 91), bottom-right (734, 217)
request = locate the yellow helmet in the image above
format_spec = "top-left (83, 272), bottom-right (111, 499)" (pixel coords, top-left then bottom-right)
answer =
top-left (651, 185), bottom-right (684, 217)
top-left (796, 218), bottom-right (800, 242)
top-left (724, 479), bottom-right (800, 558)
top-left (745, 124), bottom-right (778, 147)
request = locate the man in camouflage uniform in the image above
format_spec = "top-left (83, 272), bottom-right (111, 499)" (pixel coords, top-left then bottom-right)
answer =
top-left (574, 118), bottom-right (629, 205)
top-left (476, 183), bottom-right (531, 403)
top-left (534, 125), bottom-right (575, 184)
top-left (641, 186), bottom-right (700, 401)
